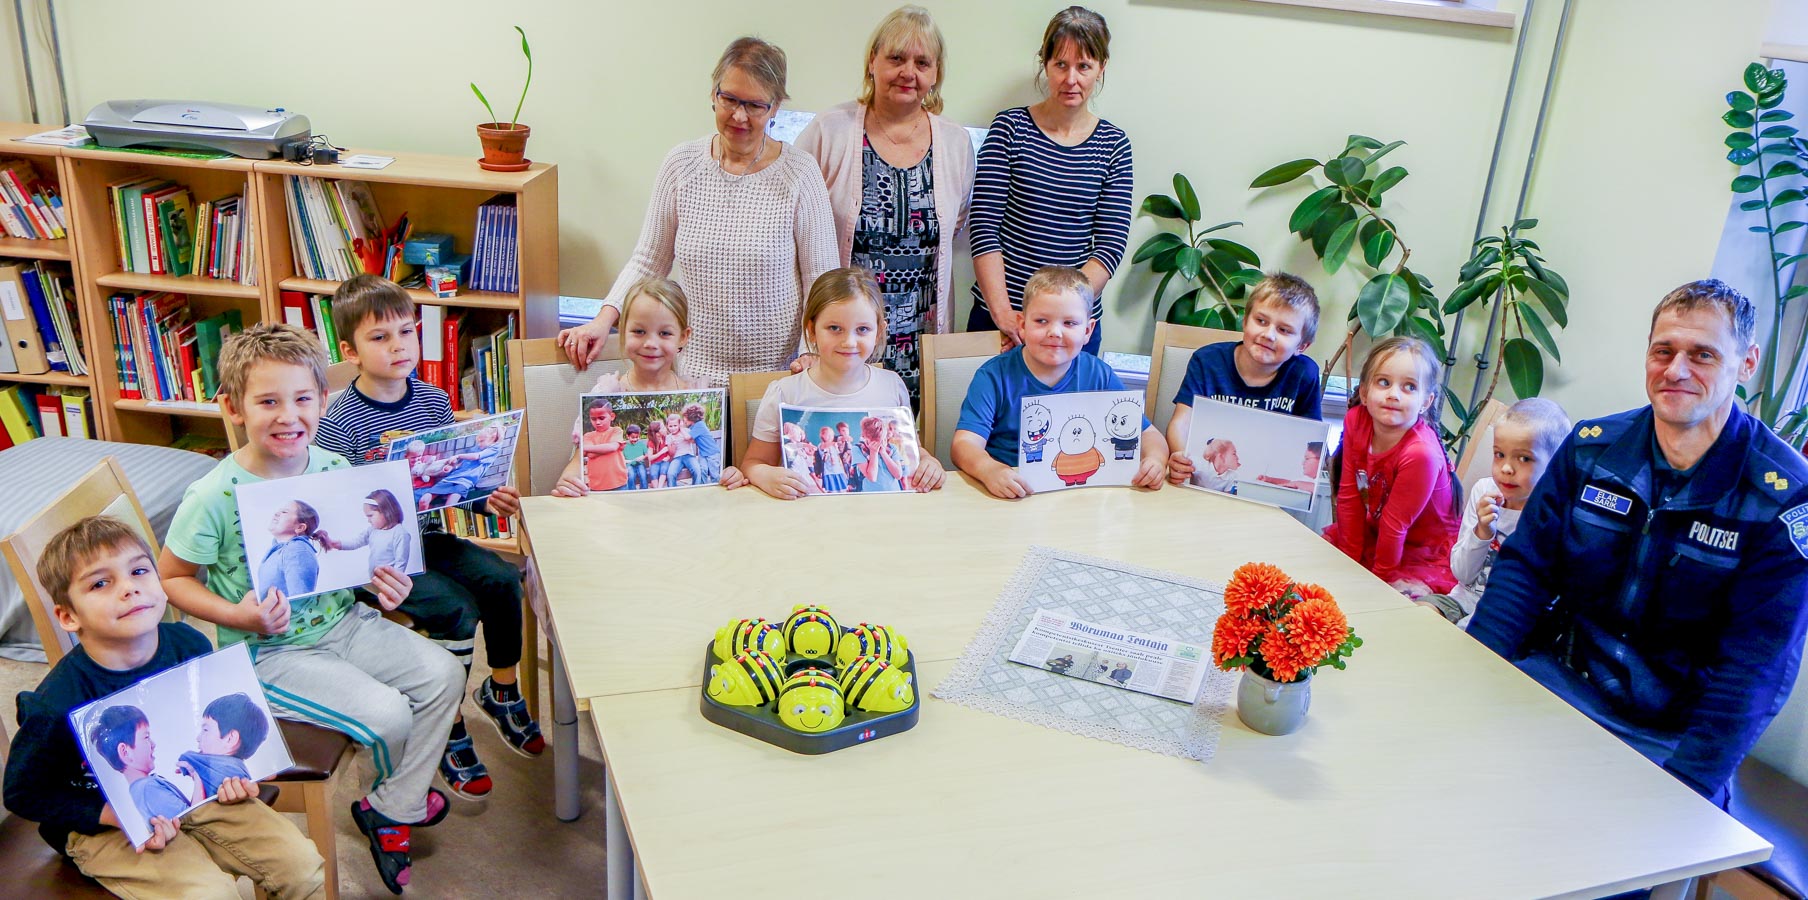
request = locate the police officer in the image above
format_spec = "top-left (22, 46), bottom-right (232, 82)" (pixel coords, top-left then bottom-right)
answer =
top-left (1469, 280), bottom-right (1808, 807)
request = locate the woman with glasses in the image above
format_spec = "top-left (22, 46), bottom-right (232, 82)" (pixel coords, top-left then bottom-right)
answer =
top-left (793, 5), bottom-right (973, 409)
top-left (558, 37), bottom-right (838, 387)
top-left (968, 6), bottom-right (1132, 356)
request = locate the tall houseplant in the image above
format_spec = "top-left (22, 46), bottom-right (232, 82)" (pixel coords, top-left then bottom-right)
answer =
top-left (472, 25), bottom-right (535, 172)
top-left (1441, 220), bottom-right (1572, 442)
top-left (1132, 174), bottom-right (1265, 329)
top-left (1724, 62), bottom-right (1808, 449)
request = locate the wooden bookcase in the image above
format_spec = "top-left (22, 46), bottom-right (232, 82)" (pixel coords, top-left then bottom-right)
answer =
top-left (0, 121), bottom-right (558, 449)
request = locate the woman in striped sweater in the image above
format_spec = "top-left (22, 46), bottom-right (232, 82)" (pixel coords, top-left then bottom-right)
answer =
top-left (968, 6), bottom-right (1133, 356)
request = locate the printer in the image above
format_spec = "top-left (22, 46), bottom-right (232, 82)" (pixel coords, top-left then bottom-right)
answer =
top-left (83, 100), bottom-right (310, 159)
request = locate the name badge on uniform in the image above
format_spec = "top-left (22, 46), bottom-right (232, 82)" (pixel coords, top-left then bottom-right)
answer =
top-left (1784, 503), bottom-right (1808, 559)
top-left (1581, 485), bottom-right (1633, 516)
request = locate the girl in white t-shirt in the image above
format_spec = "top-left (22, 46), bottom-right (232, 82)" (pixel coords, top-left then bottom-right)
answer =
top-left (723, 267), bottom-right (946, 499)
top-left (554, 277), bottom-right (708, 497)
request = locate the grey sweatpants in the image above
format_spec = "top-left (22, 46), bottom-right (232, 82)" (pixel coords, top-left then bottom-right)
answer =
top-left (251, 603), bottom-right (464, 823)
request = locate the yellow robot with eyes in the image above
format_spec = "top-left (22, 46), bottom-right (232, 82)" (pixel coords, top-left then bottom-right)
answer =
top-left (777, 667), bottom-right (845, 733)
top-left (835, 622), bottom-right (909, 668)
top-left (713, 617), bottom-right (787, 662)
top-left (837, 655), bottom-right (915, 714)
top-left (783, 605), bottom-right (841, 660)
top-left (704, 651), bottom-right (785, 707)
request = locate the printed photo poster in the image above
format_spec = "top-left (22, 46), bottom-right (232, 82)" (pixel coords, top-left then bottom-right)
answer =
top-left (235, 459), bottom-right (425, 602)
top-left (1183, 397), bottom-right (1333, 511)
top-left (778, 405), bottom-right (920, 495)
top-left (579, 389), bottom-right (725, 492)
top-left (1018, 391), bottom-right (1144, 493)
top-left (69, 643), bottom-right (292, 848)
top-left (383, 409), bottom-right (525, 510)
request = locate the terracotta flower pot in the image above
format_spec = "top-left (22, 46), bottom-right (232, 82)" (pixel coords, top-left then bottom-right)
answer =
top-left (477, 123), bottom-right (532, 172)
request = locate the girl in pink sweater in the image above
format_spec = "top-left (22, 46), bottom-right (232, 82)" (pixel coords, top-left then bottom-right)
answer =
top-left (1323, 336), bottom-right (1460, 597)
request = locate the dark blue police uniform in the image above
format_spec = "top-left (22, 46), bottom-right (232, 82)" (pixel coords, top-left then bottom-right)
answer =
top-left (1469, 405), bottom-right (1808, 805)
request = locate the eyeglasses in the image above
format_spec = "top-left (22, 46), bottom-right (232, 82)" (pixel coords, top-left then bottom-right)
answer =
top-left (713, 90), bottom-right (774, 119)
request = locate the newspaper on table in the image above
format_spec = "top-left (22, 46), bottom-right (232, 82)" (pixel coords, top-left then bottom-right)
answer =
top-left (1007, 608), bottom-right (1210, 704)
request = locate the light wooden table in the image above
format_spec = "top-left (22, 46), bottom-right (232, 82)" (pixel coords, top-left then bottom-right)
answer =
top-left (520, 479), bottom-right (1771, 899)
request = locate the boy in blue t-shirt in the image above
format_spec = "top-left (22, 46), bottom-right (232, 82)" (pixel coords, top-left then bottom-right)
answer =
top-left (1168, 273), bottom-right (1323, 486)
top-left (953, 266), bottom-right (1169, 499)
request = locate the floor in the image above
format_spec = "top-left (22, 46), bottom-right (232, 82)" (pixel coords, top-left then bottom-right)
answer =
top-left (0, 627), bottom-right (610, 899)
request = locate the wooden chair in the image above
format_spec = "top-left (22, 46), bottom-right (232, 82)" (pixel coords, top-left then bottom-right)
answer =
top-left (224, 360), bottom-right (361, 452)
top-left (1144, 322), bottom-right (1242, 436)
top-left (1453, 398), bottom-right (1510, 496)
top-left (920, 331), bottom-right (1002, 467)
top-left (729, 370), bottom-right (788, 468)
top-left (0, 459), bottom-right (350, 900)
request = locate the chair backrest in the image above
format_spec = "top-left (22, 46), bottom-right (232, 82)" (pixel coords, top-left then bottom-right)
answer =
top-left (1454, 398), bottom-right (1510, 495)
top-left (729, 370), bottom-right (788, 467)
top-left (224, 359), bottom-right (361, 452)
top-left (508, 336), bottom-right (627, 496)
top-left (1145, 322), bottom-right (1242, 435)
top-left (920, 331), bottom-right (1002, 466)
top-left (0, 458), bottom-right (158, 663)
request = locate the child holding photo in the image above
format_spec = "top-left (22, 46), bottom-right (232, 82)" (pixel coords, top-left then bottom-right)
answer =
top-left (726, 267), bottom-right (945, 499)
top-left (258, 500), bottom-right (322, 598)
top-left (318, 489), bottom-right (413, 574)
top-left (554, 277), bottom-right (707, 496)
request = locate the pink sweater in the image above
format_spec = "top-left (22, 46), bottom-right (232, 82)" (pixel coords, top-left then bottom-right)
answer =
top-left (793, 101), bottom-right (975, 335)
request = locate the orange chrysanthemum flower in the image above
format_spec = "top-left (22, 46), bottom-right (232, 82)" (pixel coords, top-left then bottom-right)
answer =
top-left (1224, 562), bottom-right (1291, 618)
top-left (1212, 613), bottom-right (1268, 667)
top-left (1294, 581), bottom-right (1335, 605)
top-left (1260, 625), bottom-right (1313, 682)
top-left (1279, 596), bottom-right (1350, 667)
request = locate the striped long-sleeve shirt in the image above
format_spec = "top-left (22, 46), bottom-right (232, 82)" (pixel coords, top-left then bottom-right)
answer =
top-left (967, 106), bottom-right (1134, 320)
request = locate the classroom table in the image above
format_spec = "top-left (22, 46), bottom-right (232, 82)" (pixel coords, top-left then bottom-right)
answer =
top-left (518, 478), bottom-right (1771, 899)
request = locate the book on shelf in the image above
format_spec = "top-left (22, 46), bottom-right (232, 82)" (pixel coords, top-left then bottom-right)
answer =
top-left (0, 159), bottom-right (65, 241)
top-left (430, 506), bottom-right (513, 542)
top-left (1, 262), bottom-right (86, 375)
top-left (0, 261), bottom-right (52, 373)
top-left (468, 194), bottom-right (518, 293)
top-left (463, 315), bottom-right (514, 414)
top-left (0, 384), bottom-right (35, 442)
top-left (0, 383), bottom-right (89, 442)
top-left (192, 308), bottom-right (241, 401)
top-left (284, 175), bottom-right (396, 283)
top-left (280, 290), bottom-right (341, 362)
top-left (192, 195), bottom-right (257, 284)
top-left (109, 291), bottom-right (208, 403)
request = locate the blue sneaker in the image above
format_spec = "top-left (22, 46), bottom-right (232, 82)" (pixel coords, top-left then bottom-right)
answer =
top-left (436, 732), bottom-right (491, 800)
top-left (474, 677), bottom-right (545, 757)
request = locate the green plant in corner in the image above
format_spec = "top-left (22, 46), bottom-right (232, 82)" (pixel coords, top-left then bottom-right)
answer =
top-left (1724, 62), bottom-right (1808, 450)
top-left (471, 25), bottom-right (534, 130)
top-left (1132, 174), bottom-right (1265, 329)
top-left (1441, 220), bottom-right (1571, 443)
top-left (1250, 136), bottom-right (1443, 385)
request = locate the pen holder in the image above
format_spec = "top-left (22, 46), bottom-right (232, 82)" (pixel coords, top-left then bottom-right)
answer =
top-left (698, 640), bottom-right (920, 755)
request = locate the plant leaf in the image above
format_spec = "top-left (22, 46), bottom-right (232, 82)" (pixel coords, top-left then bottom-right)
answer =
top-left (1404, 314), bottom-right (1447, 361)
top-left (1325, 155), bottom-right (1365, 188)
top-left (1310, 204), bottom-right (1355, 256)
top-left (1369, 165), bottom-right (1408, 202)
top-left (1728, 91), bottom-right (1757, 112)
top-left (1357, 273), bottom-right (1413, 336)
top-left (1150, 269), bottom-right (1177, 315)
top-left (1204, 238), bottom-right (1260, 266)
top-left (1251, 158), bottom-right (1320, 188)
top-left (1727, 132), bottom-right (1757, 150)
top-left (1542, 268), bottom-right (1570, 301)
top-left (1726, 110), bottom-right (1757, 129)
top-left (1747, 63), bottom-right (1782, 94)
top-left (1197, 220), bottom-right (1244, 235)
top-left (1363, 227), bottom-right (1396, 268)
top-left (1174, 173), bottom-right (1201, 221)
top-left (1324, 219), bottom-right (1360, 274)
top-left (1768, 160), bottom-right (1804, 178)
top-left (1787, 284), bottom-right (1808, 301)
top-left (1444, 272), bottom-right (1502, 315)
top-left (1519, 305), bottom-right (1562, 362)
top-left (1141, 194), bottom-right (1184, 218)
top-left (1512, 218), bottom-right (1540, 231)
top-left (1743, 198), bottom-right (1770, 211)
top-left (1778, 251), bottom-right (1808, 268)
top-left (1289, 186), bottom-right (1340, 234)
top-left (1772, 188), bottom-right (1806, 207)
top-left (1132, 231), bottom-right (1185, 264)
top-left (1728, 148), bottom-right (1760, 165)
top-left (1733, 174), bottom-right (1763, 193)
top-left (1345, 134), bottom-right (1384, 152)
top-left (470, 83), bottom-right (498, 124)
top-left (1523, 278), bottom-right (1568, 329)
top-left (1761, 110), bottom-right (1795, 123)
top-left (1363, 140), bottom-right (1407, 170)
top-left (511, 25), bottom-right (533, 127)
top-left (1764, 141), bottom-right (1802, 155)
top-left (1503, 338), bottom-right (1544, 398)
top-left (1763, 125), bottom-right (1801, 140)
top-left (1166, 287), bottom-right (1203, 323)
top-left (1776, 221), bottom-right (1808, 236)
top-left (1176, 246), bottom-right (1203, 282)
top-left (1150, 245), bottom-right (1180, 273)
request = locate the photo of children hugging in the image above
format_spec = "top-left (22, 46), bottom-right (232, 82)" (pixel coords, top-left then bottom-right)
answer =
top-left (777, 405), bottom-right (920, 495)
top-left (571, 389), bottom-right (726, 492)
top-left (235, 459), bottom-right (425, 602)
top-left (1182, 396), bottom-right (1334, 512)
top-left (70, 643), bottom-right (294, 848)
top-left (382, 408), bottom-right (524, 511)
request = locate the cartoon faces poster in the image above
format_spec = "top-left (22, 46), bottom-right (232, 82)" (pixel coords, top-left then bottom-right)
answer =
top-left (1183, 397), bottom-right (1333, 511)
top-left (1017, 391), bottom-right (1143, 493)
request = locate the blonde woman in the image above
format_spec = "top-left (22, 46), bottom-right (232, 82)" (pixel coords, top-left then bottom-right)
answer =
top-left (794, 6), bottom-right (974, 408)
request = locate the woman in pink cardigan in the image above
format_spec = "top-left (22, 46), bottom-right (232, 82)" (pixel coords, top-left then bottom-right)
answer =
top-left (793, 5), bottom-right (975, 408)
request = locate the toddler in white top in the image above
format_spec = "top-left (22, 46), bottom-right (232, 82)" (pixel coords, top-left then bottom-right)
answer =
top-left (320, 489), bottom-right (413, 573)
top-left (1424, 397), bottom-right (1571, 627)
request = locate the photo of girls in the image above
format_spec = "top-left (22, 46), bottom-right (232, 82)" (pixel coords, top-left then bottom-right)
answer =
top-left (574, 389), bottom-right (726, 492)
top-left (778, 405), bottom-right (921, 495)
top-left (383, 409), bottom-right (525, 511)
top-left (234, 459), bottom-right (425, 602)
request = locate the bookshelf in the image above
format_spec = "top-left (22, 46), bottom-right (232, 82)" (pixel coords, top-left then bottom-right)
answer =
top-left (1, 122), bottom-right (557, 449)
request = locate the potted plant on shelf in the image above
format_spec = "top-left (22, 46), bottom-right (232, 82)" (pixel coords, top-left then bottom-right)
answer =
top-left (1212, 562), bottom-right (1361, 735)
top-left (472, 25), bottom-right (534, 172)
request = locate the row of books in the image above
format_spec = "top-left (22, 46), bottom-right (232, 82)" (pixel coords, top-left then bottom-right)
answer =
top-left (280, 290), bottom-right (343, 363)
top-left (468, 195), bottom-right (519, 293)
top-left (193, 196), bottom-right (258, 283)
top-left (0, 160), bottom-right (66, 240)
top-left (0, 261), bottom-right (86, 375)
top-left (0, 384), bottom-right (92, 446)
top-left (283, 175), bottom-right (386, 283)
top-left (428, 506), bottom-right (514, 542)
top-left (107, 293), bottom-right (243, 402)
top-left (419, 307), bottom-right (514, 414)
top-left (107, 178), bottom-right (194, 276)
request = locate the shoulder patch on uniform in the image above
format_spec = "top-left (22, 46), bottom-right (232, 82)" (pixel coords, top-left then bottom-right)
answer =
top-left (1581, 485), bottom-right (1633, 516)
top-left (1766, 471), bottom-right (1792, 492)
top-left (1783, 503), bottom-right (1808, 559)
top-left (1577, 424), bottom-right (1605, 439)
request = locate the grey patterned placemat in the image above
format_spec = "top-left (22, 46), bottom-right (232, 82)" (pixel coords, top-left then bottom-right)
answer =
top-left (933, 546), bottom-right (1237, 761)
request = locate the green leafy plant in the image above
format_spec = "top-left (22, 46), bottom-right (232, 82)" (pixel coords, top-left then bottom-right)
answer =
top-left (1250, 136), bottom-right (1443, 382)
top-left (1725, 62), bottom-right (1808, 449)
top-left (1132, 174), bottom-right (1264, 329)
top-left (471, 26), bottom-right (534, 129)
top-left (1441, 220), bottom-right (1571, 440)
